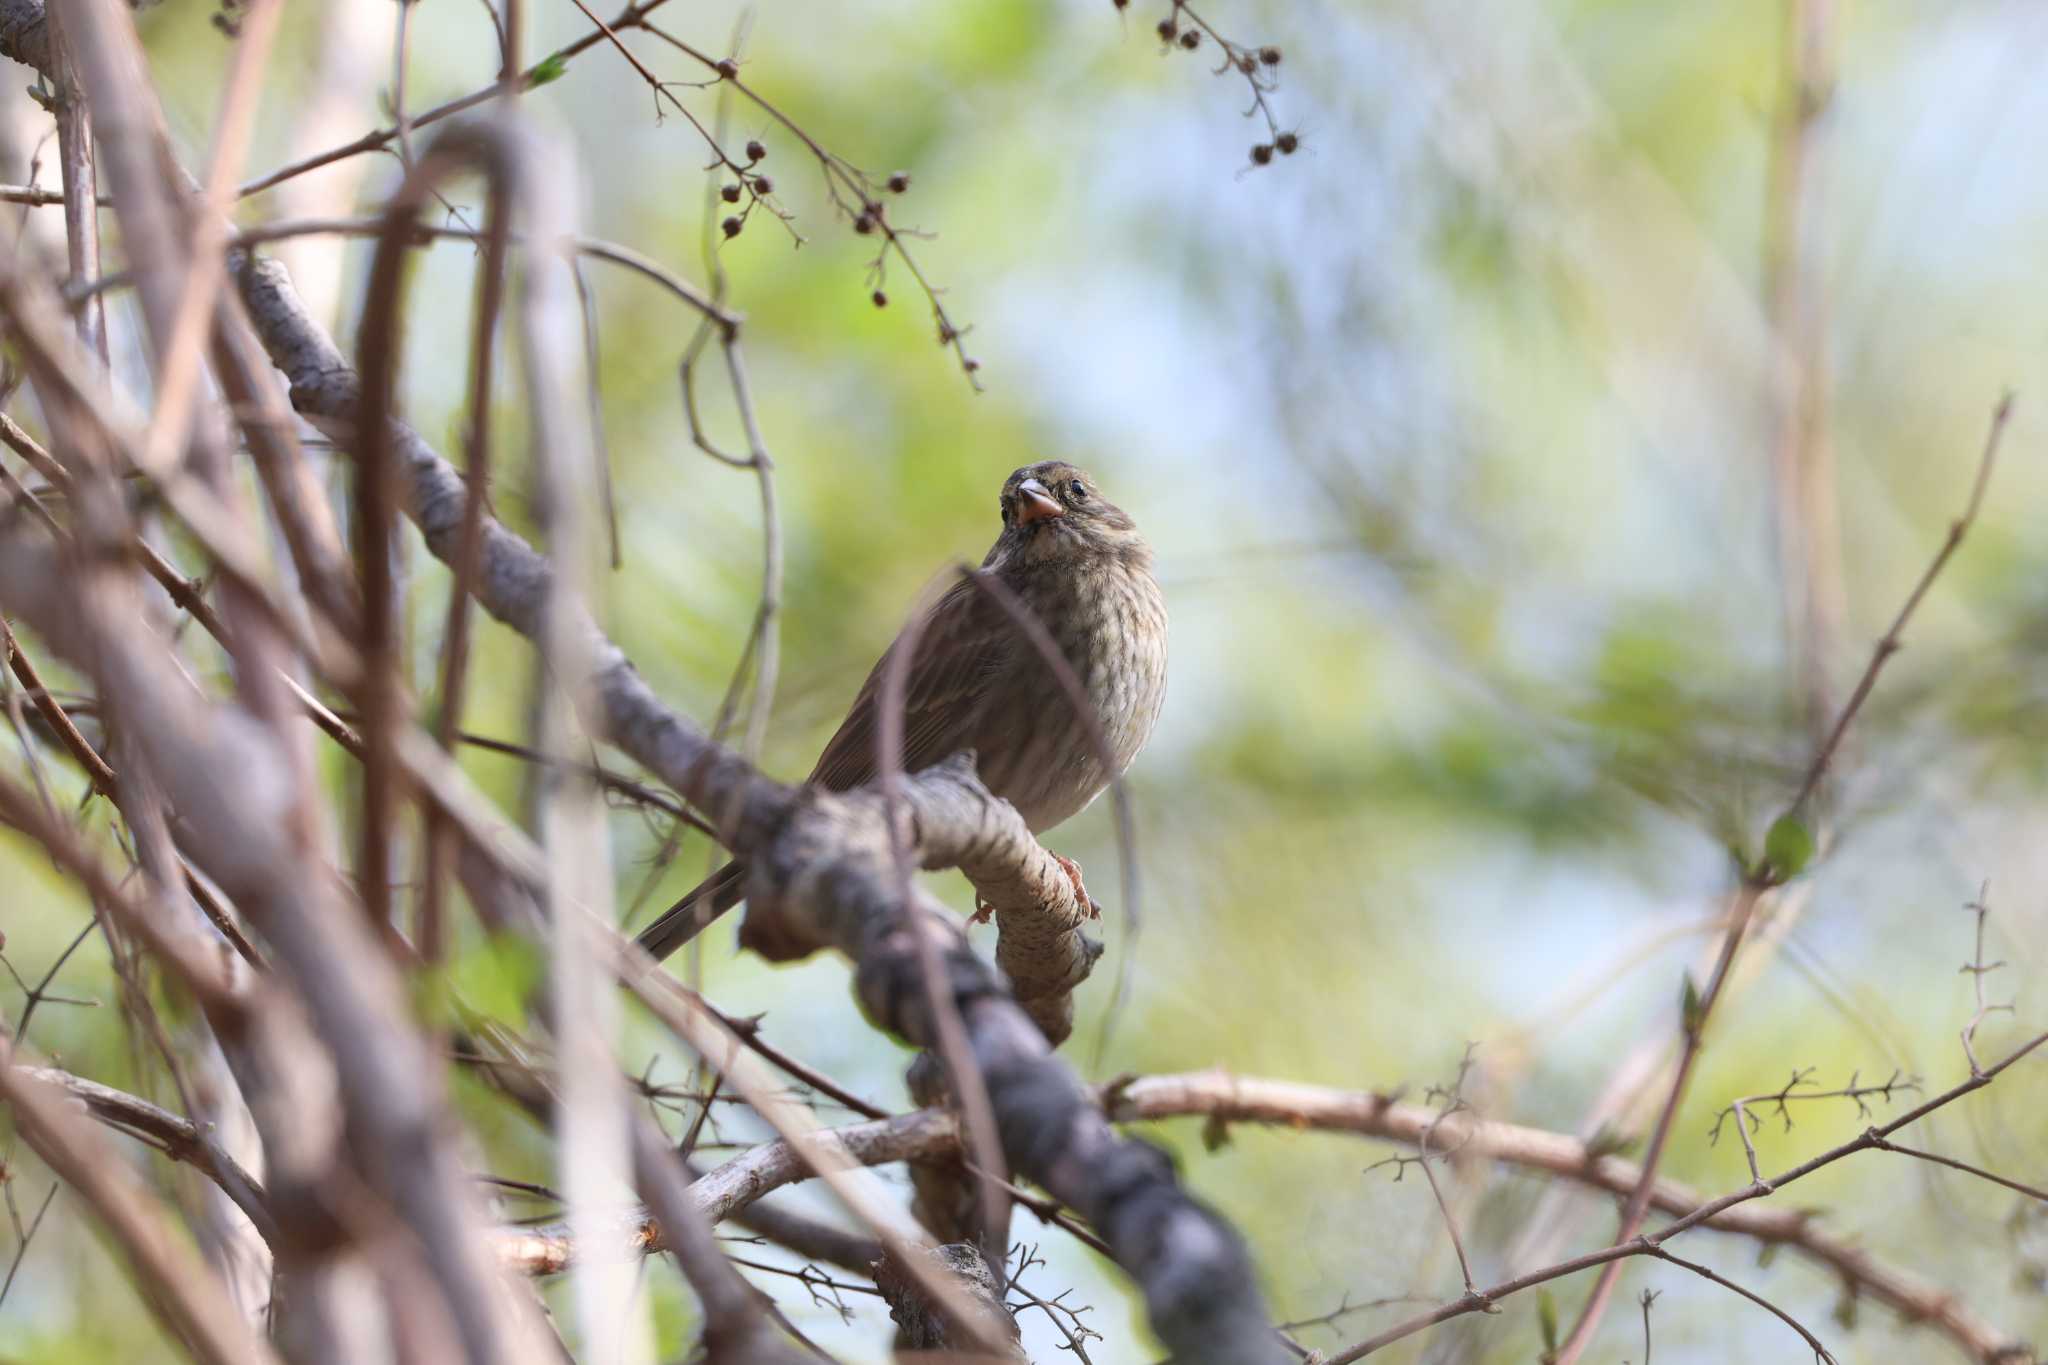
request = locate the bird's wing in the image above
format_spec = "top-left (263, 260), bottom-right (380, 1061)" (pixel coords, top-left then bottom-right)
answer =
top-left (807, 575), bottom-right (1008, 792)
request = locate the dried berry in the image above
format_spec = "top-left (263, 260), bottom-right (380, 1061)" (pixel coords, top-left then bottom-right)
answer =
top-left (1156, 17), bottom-right (1177, 40)
top-left (1178, 28), bottom-right (1200, 49)
top-left (1258, 46), bottom-right (1281, 65)
top-left (872, 289), bottom-right (888, 308)
top-left (1275, 131), bottom-right (1298, 155)
top-left (714, 58), bottom-right (738, 79)
top-left (720, 182), bottom-right (742, 203)
top-left (887, 171), bottom-right (911, 194)
top-left (962, 357), bottom-right (981, 373)
top-left (721, 215), bottom-right (742, 238)
top-left (745, 139), bottom-right (766, 162)
top-left (1250, 142), bottom-right (1273, 165)
top-left (752, 174), bottom-right (774, 194)
top-left (853, 211), bottom-right (875, 235)
top-left (1113, 0), bottom-right (1128, 8)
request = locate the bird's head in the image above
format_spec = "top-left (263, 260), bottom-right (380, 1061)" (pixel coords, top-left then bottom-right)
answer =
top-left (988, 461), bottom-right (1146, 570)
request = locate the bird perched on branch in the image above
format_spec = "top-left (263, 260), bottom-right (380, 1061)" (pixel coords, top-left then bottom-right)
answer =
top-left (634, 461), bottom-right (1167, 962)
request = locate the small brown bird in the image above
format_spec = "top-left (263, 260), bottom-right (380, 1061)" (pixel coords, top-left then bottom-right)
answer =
top-left (635, 461), bottom-right (1167, 962)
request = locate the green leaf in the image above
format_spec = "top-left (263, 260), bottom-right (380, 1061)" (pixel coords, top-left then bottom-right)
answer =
top-left (1201, 1112), bottom-right (1231, 1153)
top-left (1680, 973), bottom-right (1703, 1036)
top-left (526, 53), bottom-right (570, 88)
top-left (1537, 1289), bottom-right (1559, 1352)
top-left (1763, 813), bottom-right (1815, 880)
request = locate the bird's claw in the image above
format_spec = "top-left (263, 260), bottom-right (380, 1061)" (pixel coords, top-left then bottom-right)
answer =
top-left (1053, 853), bottom-right (1102, 921)
top-left (970, 896), bottom-right (996, 926)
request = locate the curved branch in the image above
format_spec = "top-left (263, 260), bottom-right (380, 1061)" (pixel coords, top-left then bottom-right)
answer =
top-left (489, 1068), bottom-right (2027, 1364)
top-left (229, 220), bottom-right (1287, 1362)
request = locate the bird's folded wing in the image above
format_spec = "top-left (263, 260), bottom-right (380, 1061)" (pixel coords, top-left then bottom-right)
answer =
top-left (807, 575), bottom-right (1010, 793)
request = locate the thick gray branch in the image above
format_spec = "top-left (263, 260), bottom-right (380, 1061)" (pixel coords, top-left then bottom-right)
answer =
top-left (230, 243), bottom-right (1286, 1364)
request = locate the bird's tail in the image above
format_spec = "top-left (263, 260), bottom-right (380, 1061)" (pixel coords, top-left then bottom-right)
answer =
top-left (634, 861), bottom-right (747, 962)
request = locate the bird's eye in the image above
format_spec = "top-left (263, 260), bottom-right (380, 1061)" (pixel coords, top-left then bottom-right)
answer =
top-left (999, 498), bottom-right (1012, 522)
top-left (1069, 481), bottom-right (1088, 501)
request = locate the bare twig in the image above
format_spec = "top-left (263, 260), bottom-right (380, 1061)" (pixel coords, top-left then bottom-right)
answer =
top-left (1709, 1067), bottom-right (1919, 1183)
top-left (1554, 394), bottom-right (2014, 1361)
top-left (233, 0), bottom-right (679, 199)
top-left (1863, 1135), bottom-right (2047, 1206)
top-left (0, 1043), bottom-right (282, 1365)
top-left (1959, 884), bottom-right (2014, 1078)
top-left (1328, 1030), bottom-right (2046, 1361)
top-left (1643, 1244), bottom-right (1836, 1363)
top-left (1787, 395), bottom-right (2011, 815)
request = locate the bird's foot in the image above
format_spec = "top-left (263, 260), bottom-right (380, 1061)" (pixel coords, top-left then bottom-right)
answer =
top-left (970, 895), bottom-right (996, 926)
top-left (1053, 853), bottom-right (1102, 920)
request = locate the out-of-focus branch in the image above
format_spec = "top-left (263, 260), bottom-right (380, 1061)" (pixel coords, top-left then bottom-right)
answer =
top-left (227, 238), bottom-right (1283, 1360)
top-left (494, 1066), bottom-right (2028, 1362)
top-left (0, 768), bottom-right (249, 1008)
top-left (1553, 392), bottom-right (2014, 1361)
top-left (1331, 1031), bottom-right (2046, 1362)
top-left (629, 1117), bottom-right (812, 1364)
top-left (0, 1043), bottom-right (281, 1365)
top-left (18, 1064), bottom-right (273, 1239)
top-left (45, 16), bottom-right (105, 360)
top-left (0, 526), bottom-right (558, 1365)
top-left (232, 0), bottom-right (675, 199)
top-left (1764, 0), bottom-right (1843, 749)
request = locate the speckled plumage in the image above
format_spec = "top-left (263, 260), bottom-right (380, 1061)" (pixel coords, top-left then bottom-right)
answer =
top-left (635, 461), bottom-right (1166, 962)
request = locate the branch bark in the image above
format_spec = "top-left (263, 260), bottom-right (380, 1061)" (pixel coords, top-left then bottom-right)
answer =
top-left (226, 207), bottom-right (1287, 1364)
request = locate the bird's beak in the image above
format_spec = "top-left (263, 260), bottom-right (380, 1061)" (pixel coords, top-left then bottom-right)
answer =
top-left (1016, 478), bottom-right (1063, 526)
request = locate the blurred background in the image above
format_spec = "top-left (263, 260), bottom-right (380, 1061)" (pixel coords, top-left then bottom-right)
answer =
top-left (3, 0), bottom-right (2046, 1360)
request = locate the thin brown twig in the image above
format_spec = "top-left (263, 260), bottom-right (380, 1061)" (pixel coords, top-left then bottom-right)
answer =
top-left (1786, 394), bottom-right (2011, 816)
top-left (1328, 1029), bottom-right (2048, 1361)
top-left (46, 18), bottom-right (106, 362)
top-left (1641, 1245), bottom-right (1836, 1363)
top-left (684, 991), bottom-right (888, 1121)
top-left (1554, 394), bottom-right (2014, 1361)
top-left (1960, 883), bottom-right (2013, 1078)
top-left (134, 0), bottom-right (282, 479)
top-left (1863, 1135), bottom-right (2047, 1205)
top-left (1709, 1067), bottom-right (1919, 1183)
top-left (613, 946), bottom-right (1016, 1352)
top-left (233, 0), bottom-right (678, 199)
top-left (0, 1180), bottom-right (57, 1310)
top-left (418, 162), bottom-right (513, 963)
top-left (0, 1045), bottom-right (281, 1365)
top-left (71, 215), bottom-right (735, 324)
top-left (0, 412), bottom-right (235, 644)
